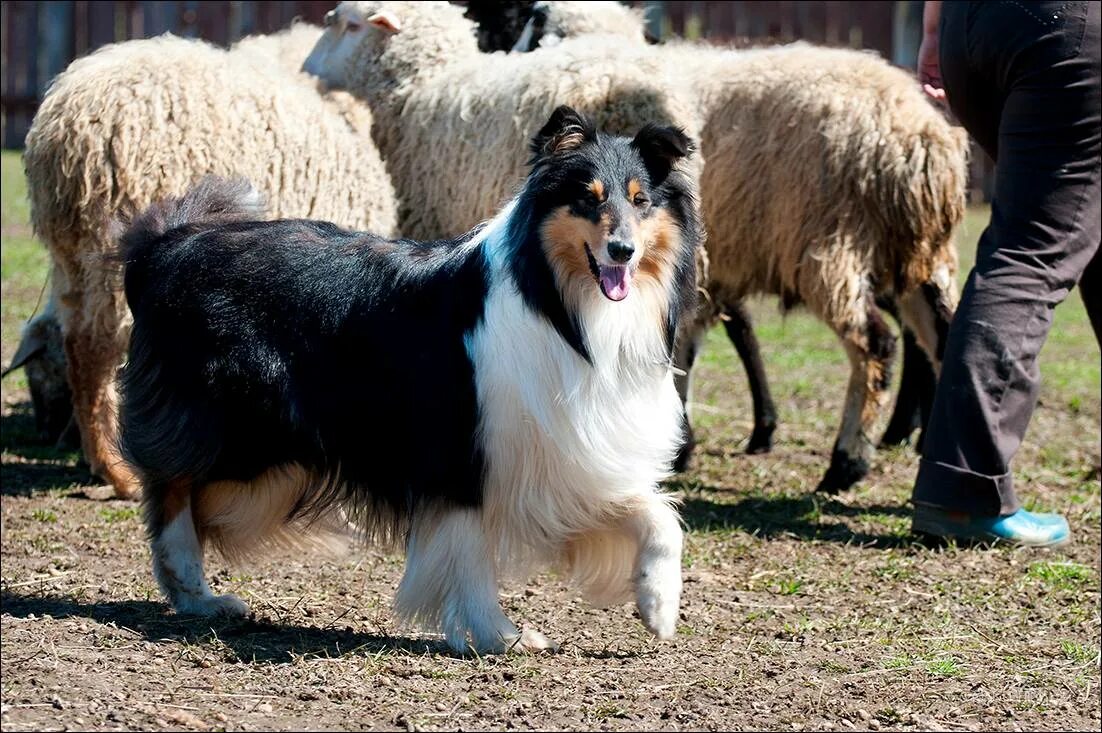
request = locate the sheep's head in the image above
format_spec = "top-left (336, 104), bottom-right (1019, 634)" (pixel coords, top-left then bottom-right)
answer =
top-left (2, 307), bottom-right (75, 445)
top-left (303, 2), bottom-right (480, 97)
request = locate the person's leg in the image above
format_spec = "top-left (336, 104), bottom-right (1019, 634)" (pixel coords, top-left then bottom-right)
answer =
top-left (913, 1), bottom-right (1100, 543)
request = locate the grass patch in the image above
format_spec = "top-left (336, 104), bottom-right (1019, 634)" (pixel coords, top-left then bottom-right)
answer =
top-left (775, 577), bottom-right (803, 596)
top-left (30, 508), bottom-right (58, 523)
top-left (925, 657), bottom-right (963, 677)
top-left (884, 654), bottom-right (915, 669)
top-left (1028, 561), bottom-right (1093, 591)
top-left (1059, 640), bottom-right (1096, 664)
top-left (98, 506), bottom-right (141, 524)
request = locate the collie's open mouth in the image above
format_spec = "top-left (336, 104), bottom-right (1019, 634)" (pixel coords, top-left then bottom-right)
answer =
top-left (584, 244), bottom-right (632, 302)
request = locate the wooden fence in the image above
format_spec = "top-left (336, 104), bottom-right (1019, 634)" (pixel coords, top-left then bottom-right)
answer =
top-left (0, 0), bottom-right (993, 199)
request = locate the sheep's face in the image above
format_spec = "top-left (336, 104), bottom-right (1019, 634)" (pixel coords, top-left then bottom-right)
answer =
top-left (303, 2), bottom-right (477, 92)
top-left (303, 2), bottom-right (381, 87)
top-left (526, 106), bottom-right (696, 305)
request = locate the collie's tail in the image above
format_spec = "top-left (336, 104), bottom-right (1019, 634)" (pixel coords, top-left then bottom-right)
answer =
top-left (119, 176), bottom-right (265, 266)
top-left (119, 175), bottom-right (265, 305)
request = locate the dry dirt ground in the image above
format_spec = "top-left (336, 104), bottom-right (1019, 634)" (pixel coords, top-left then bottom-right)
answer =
top-left (2, 150), bottom-right (1100, 730)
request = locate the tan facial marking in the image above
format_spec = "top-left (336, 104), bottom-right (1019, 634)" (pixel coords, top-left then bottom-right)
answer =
top-left (633, 208), bottom-right (683, 328)
top-left (588, 179), bottom-right (606, 202)
top-left (541, 206), bottom-right (609, 283)
top-left (636, 209), bottom-right (679, 280)
top-left (627, 179), bottom-right (643, 201)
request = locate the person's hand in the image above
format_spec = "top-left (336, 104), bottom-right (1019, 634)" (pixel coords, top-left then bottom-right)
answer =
top-left (917, 32), bottom-right (947, 104)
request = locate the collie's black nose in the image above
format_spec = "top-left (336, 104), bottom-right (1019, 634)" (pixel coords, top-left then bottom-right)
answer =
top-left (607, 240), bottom-right (635, 263)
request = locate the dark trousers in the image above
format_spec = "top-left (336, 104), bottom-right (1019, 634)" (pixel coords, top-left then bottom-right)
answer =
top-left (913, 0), bottom-right (1101, 517)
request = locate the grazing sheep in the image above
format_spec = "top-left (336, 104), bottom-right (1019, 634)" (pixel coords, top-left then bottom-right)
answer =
top-left (305, 1), bottom-right (967, 492)
top-left (647, 40), bottom-right (965, 489)
top-left (303, 1), bottom-right (700, 241)
top-left (679, 41), bottom-right (965, 490)
top-left (23, 32), bottom-right (398, 498)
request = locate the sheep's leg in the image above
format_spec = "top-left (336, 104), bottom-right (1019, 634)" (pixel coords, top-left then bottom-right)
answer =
top-left (897, 283), bottom-right (954, 369)
top-left (621, 494), bottom-right (683, 640)
top-left (896, 282), bottom-right (956, 454)
top-left (146, 479), bottom-right (248, 617)
top-left (62, 290), bottom-right (141, 499)
top-left (818, 301), bottom-right (898, 493)
top-left (671, 319), bottom-right (707, 472)
top-left (396, 507), bottom-right (556, 654)
top-left (721, 300), bottom-right (777, 454)
top-left (879, 327), bottom-right (937, 449)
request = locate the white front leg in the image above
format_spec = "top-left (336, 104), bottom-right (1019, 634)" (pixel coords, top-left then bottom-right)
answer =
top-left (624, 494), bottom-right (683, 639)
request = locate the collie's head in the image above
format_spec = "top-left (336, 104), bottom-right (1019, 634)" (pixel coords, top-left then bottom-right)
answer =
top-left (504, 106), bottom-right (702, 363)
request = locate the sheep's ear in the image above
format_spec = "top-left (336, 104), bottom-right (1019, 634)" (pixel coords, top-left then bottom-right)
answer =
top-left (631, 124), bottom-right (694, 184)
top-left (530, 105), bottom-right (596, 159)
top-left (367, 10), bottom-right (402, 33)
top-left (1, 328), bottom-right (46, 378)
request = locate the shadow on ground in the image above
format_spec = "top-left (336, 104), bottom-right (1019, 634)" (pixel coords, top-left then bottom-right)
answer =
top-left (1, 400), bottom-right (93, 496)
top-left (679, 491), bottom-right (921, 549)
top-left (0, 590), bottom-right (448, 663)
top-left (1, 590), bottom-right (626, 662)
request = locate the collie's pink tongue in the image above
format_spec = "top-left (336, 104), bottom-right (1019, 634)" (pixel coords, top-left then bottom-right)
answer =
top-left (599, 265), bottom-right (631, 301)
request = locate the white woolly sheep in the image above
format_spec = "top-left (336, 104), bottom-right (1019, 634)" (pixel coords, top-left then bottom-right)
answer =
top-left (677, 41), bottom-right (965, 491)
top-left (6, 22), bottom-right (330, 446)
top-left (306, 1), bottom-right (968, 492)
top-left (23, 32), bottom-right (399, 498)
top-left (231, 21), bottom-right (325, 75)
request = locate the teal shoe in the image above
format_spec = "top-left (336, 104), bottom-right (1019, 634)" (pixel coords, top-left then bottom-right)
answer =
top-left (912, 505), bottom-right (1070, 547)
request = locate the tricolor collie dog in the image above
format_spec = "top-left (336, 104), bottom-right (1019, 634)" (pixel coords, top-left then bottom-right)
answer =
top-left (118, 106), bottom-right (702, 653)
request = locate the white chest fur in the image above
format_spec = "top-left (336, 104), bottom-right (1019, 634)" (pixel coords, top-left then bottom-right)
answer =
top-left (466, 243), bottom-right (684, 565)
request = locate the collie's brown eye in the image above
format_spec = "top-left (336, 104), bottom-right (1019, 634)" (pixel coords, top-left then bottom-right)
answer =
top-left (633, 193), bottom-right (650, 208)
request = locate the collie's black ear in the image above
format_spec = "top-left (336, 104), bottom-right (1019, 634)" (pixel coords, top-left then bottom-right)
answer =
top-left (631, 124), bottom-right (694, 184)
top-left (530, 105), bottom-right (596, 160)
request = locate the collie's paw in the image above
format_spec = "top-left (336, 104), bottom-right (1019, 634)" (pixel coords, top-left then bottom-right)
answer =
top-left (174, 593), bottom-right (249, 619)
top-left (636, 577), bottom-right (681, 640)
top-left (493, 628), bottom-right (559, 655)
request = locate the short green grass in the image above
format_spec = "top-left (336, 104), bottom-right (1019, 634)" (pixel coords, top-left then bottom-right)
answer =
top-left (29, 508), bottom-right (58, 523)
top-left (98, 506), bottom-right (141, 524)
top-left (1028, 561), bottom-right (1094, 591)
top-left (1059, 639), bottom-right (1096, 664)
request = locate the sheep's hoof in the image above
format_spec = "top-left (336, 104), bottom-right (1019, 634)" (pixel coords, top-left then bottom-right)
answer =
top-left (879, 419), bottom-right (920, 448)
top-left (745, 421), bottom-right (776, 455)
top-left (816, 450), bottom-right (869, 494)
